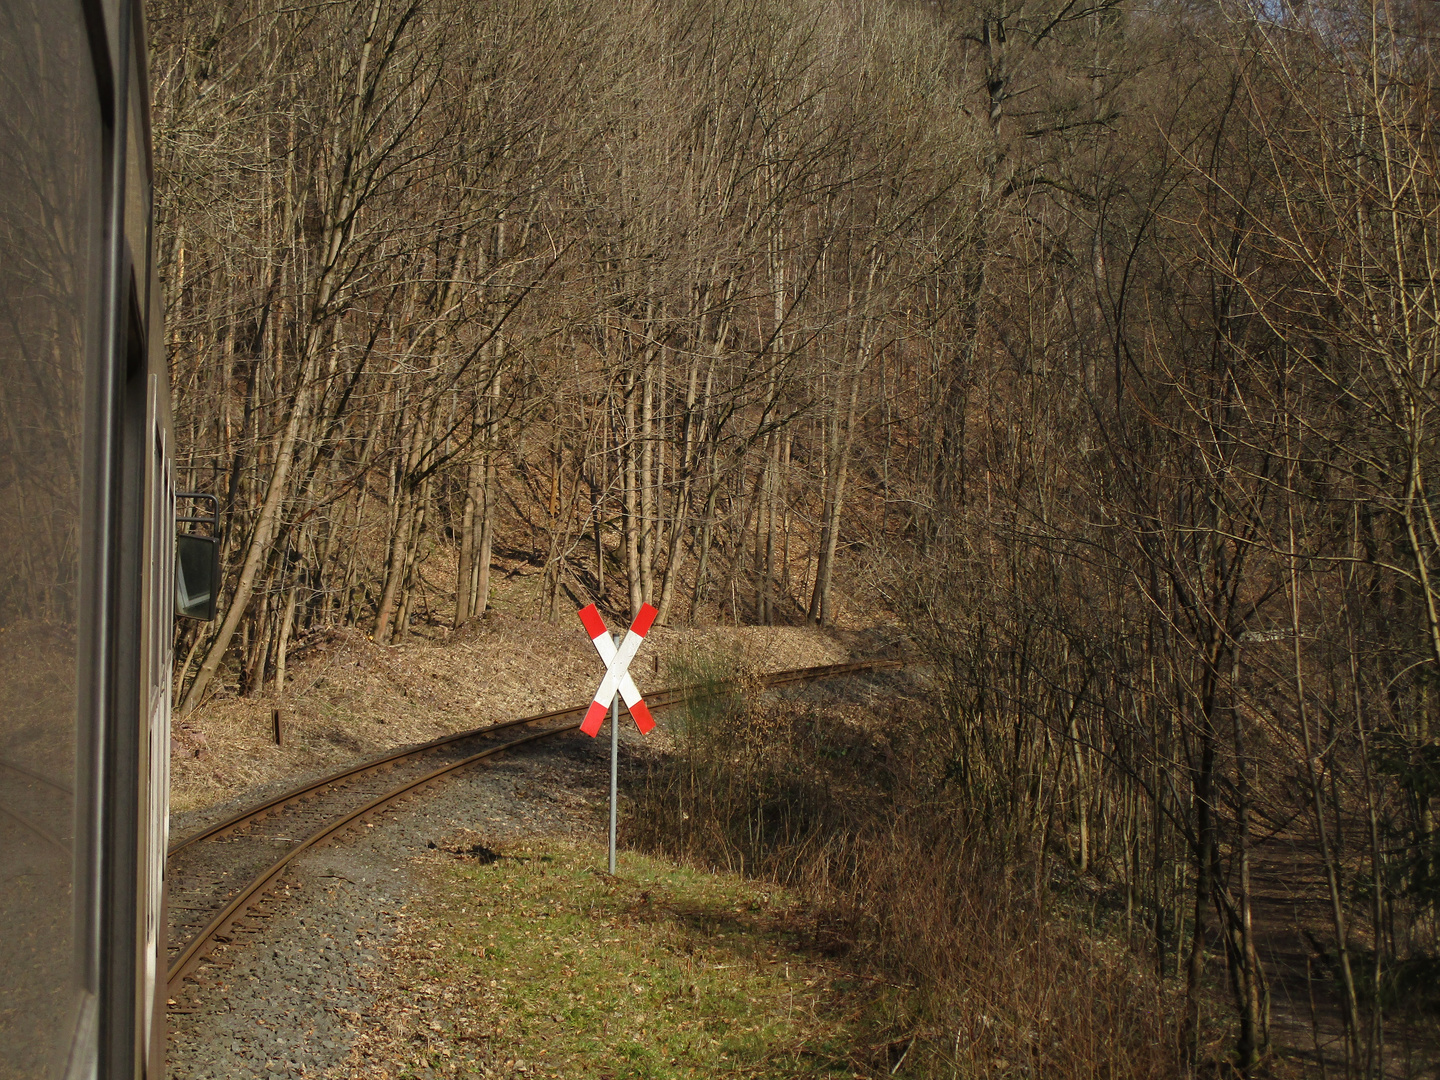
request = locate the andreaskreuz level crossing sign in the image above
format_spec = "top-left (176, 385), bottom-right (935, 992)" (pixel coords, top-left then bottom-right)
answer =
top-left (577, 603), bottom-right (657, 737)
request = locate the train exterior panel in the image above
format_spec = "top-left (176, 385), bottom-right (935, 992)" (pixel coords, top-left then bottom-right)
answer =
top-left (0, 1), bottom-right (173, 1078)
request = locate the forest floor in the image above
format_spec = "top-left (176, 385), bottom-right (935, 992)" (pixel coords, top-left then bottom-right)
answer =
top-left (168, 583), bottom-right (1436, 1077)
top-left (170, 547), bottom-right (905, 821)
top-left (1244, 830), bottom-right (1438, 1078)
top-left (1248, 831), bottom-right (1353, 1072)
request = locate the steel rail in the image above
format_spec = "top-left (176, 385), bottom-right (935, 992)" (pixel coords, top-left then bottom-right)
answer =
top-left (165, 721), bottom-right (575, 992)
top-left (164, 657), bottom-right (906, 992)
top-left (0, 756), bottom-right (75, 795)
top-left (0, 801), bottom-right (70, 851)
top-left (167, 703), bottom-right (586, 856)
top-left (168, 658), bottom-right (901, 857)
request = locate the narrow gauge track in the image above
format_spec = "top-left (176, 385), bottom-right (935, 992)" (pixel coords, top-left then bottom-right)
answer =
top-left (165, 658), bottom-right (902, 994)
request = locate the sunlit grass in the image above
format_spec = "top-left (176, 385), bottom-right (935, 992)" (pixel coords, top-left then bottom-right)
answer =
top-left (422, 838), bottom-right (902, 1079)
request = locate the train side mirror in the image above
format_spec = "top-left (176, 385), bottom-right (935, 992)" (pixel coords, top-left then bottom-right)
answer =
top-left (175, 533), bottom-right (219, 621)
top-left (176, 492), bottom-right (220, 621)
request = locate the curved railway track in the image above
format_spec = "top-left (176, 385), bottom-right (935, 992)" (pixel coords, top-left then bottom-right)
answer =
top-left (165, 658), bottom-right (903, 994)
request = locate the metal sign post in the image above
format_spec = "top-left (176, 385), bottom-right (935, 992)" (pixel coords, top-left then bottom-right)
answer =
top-left (578, 603), bottom-right (658, 875)
top-left (609, 693), bottom-right (619, 874)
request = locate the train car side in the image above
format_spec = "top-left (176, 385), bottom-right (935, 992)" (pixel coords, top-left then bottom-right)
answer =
top-left (0, 2), bottom-right (173, 1078)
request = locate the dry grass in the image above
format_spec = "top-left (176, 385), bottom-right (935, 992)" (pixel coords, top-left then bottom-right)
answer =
top-left (628, 649), bottom-right (1193, 1080)
top-left (171, 615), bottom-right (853, 816)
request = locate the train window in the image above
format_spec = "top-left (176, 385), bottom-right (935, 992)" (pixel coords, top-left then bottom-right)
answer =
top-left (175, 535), bottom-right (219, 622)
top-left (175, 494), bottom-right (220, 623)
top-left (0, 1), bottom-right (109, 1077)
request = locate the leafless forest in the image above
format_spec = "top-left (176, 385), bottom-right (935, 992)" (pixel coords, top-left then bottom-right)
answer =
top-left (151, 0), bottom-right (1438, 1073)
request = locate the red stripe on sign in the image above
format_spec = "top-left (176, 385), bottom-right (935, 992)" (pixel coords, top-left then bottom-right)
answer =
top-left (580, 699), bottom-right (608, 737)
top-left (630, 602), bottom-right (658, 638)
top-left (578, 604), bottom-right (607, 640)
top-left (628, 699), bottom-right (655, 734)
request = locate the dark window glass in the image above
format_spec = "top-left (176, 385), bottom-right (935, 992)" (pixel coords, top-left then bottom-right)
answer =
top-left (0, 2), bottom-right (106, 1077)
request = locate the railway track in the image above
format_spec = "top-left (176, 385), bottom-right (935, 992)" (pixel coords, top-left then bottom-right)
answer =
top-left (164, 658), bottom-right (903, 994)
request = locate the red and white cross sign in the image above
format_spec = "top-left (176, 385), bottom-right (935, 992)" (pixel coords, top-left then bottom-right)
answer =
top-left (578, 603), bottom-right (657, 737)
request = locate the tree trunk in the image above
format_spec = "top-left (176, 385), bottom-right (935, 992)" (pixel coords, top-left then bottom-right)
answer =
top-left (394, 476), bottom-right (430, 642)
top-left (1184, 694), bottom-right (1216, 1071)
top-left (274, 579), bottom-right (300, 696)
top-left (640, 347), bottom-right (656, 604)
top-left (179, 349), bottom-right (318, 715)
top-left (474, 452), bottom-right (496, 618)
top-left (808, 341), bottom-right (865, 626)
top-left (623, 367), bottom-right (643, 616)
top-left (455, 451), bottom-right (480, 626)
top-left (373, 483), bottom-right (412, 643)
top-left (656, 332), bottom-right (713, 625)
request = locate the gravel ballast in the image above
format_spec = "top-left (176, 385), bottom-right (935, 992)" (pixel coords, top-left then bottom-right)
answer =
top-left (166, 729), bottom-right (616, 1079)
top-left (166, 663), bottom-right (920, 1079)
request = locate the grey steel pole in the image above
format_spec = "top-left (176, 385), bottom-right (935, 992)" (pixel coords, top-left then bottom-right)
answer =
top-left (608, 692), bottom-right (619, 875)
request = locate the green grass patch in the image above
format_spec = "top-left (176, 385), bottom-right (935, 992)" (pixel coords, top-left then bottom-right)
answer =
top-left (421, 837), bottom-right (907, 1079)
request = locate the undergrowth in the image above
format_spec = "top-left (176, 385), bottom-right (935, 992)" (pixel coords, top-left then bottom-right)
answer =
top-left (626, 646), bottom-right (1188, 1079)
